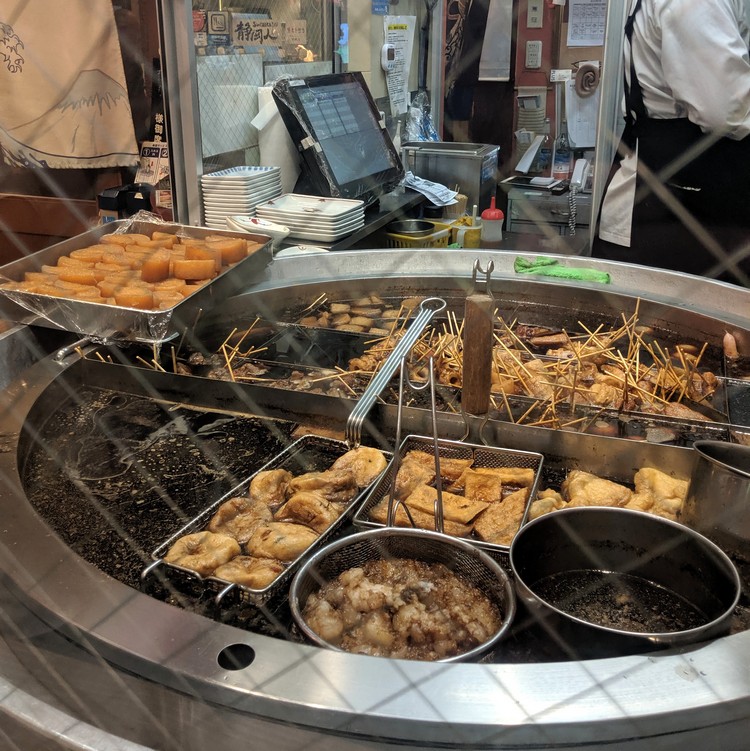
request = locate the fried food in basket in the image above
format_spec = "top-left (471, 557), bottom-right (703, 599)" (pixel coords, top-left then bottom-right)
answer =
top-left (212, 556), bottom-right (285, 589)
top-left (163, 445), bottom-right (388, 590)
top-left (246, 522), bottom-right (320, 562)
top-left (164, 531), bottom-right (241, 577)
top-left (528, 467), bottom-right (689, 522)
top-left (473, 488), bottom-right (530, 546)
top-left (404, 484), bottom-right (489, 524)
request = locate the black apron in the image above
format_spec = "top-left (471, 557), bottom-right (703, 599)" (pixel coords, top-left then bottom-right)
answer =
top-left (625, 0), bottom-right (750, 227)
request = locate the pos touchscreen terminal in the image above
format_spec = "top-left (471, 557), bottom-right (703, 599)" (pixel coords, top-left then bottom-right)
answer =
top-left (272, 72), bottom-right (404, 206)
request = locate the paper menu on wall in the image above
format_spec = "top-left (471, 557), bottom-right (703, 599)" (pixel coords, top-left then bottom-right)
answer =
top-left (567, 0), bottom-right (607, 47)
top-left (565, 79), bottom-right (599, 148)
top-left (383, 16), bottom-right (415, 116)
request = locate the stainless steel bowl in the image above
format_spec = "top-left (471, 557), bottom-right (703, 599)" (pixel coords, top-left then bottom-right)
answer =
top-left (290, 527), bottom-right (516, 662)
top-left (509, 507), bottom-right (741, 658)
top-left (386, 220), bottom-right (436, 237)
top-left (681, 440), bottom-right (750, 561)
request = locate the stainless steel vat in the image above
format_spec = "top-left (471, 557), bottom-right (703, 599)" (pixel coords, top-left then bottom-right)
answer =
top-left (0, 248), bottom-right (749, 751)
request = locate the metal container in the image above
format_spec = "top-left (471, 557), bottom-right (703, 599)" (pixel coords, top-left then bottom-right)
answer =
top-left (385, 219), bottom-right (435, 237)
top-left (0, 219), bottom-right (272, 343)
top-left (289, 527), bottom-right (516, 662)
top-left (509, 507), bottom-right (740, 658)
top-left (681, 440), bottom-right (750, 561)
top-left (402, 141), bottom-right (499, 211)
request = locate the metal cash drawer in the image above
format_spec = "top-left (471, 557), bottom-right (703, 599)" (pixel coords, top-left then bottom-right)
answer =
top-left (507, 188), bottom-right (592, 235)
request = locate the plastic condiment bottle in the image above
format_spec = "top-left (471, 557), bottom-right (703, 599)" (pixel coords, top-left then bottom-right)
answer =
top-left (480, 196), bottom-right (504, 248)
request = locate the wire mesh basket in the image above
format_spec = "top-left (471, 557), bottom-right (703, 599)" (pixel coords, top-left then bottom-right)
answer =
top-left (143, 434), bottom-right (389, 607)
top-left (352, 434), bottom-right (544, 555)
top-left (289, 527), bottom-right (516, 662)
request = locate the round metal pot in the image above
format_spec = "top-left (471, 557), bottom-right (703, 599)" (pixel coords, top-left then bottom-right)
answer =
top-left (509, 507), bottom-right (740, 658)
top-left (386, 219), bottom-right (436, 237)
top-left (290, 528), bottom-right (516, 662)
top-left (680, 440), bottom-right (750, 562)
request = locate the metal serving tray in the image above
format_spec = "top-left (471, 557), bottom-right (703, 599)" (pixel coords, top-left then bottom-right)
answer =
top-left (353, 435), bottom-right (544, 556)
top-left (0, 219), bottom-right (272, 343)
top-left (145, 434), bottom-right (390, 607)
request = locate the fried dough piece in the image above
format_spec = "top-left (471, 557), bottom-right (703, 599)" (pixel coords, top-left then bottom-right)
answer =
top-left (457, 469), bottom-right (503, 504)
top-left (634, 467), bottom-right (688, 520)
top-left (246, 522), bottom-right (319, 562)
top-left (275, 490), bottom-right (341, 534)
top-left (368, 499), bottom-right (472, 537)
top-left (404, 484), bottom-right (488, 524)
top-left (562, 470), bottom-right (632, 508)
top-left (330, 446), bottom-right (388, 487)
top-left (164, 531), bottom-right (240, 577)
top-left (249, 469), bottom-right (293, 508)
top-left (207, 496), bottom-right (273, 544)
top-left (287, 468), bottom-right (358, 504)
top-left (473, 488), bottom-right (530, 546)
top-left (527, 489), bottom-right (566, 520)
top-left (212, 556), bottom-right (285, 589)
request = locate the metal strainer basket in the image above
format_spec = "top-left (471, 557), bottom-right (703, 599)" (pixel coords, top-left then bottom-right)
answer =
top-left (289, 527), bottom-right (517, 662)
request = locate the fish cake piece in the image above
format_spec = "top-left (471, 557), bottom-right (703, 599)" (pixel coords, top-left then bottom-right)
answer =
top-left (249, 468), bottom-right (293, 508)
top-left (212, 556), bottom-right (285, 589)
top-left (473, 488), bottom-right (530, 546)
top-left (246, 522), bottom-right (319, 562)
top-left (330, 446), bottom-right (388, 487)
top-left (368, 499), bottom-right (472, 537)
top-left (275, 490), bottom-right (341, 534)
top-left (164, 531), bottom-right (240, 577)
top-left (404, 484), bottom-right (488, 524)
top-left (287, 468), bottom-right (358, 504)
top-left (208, 496), bottom-right (272, 544)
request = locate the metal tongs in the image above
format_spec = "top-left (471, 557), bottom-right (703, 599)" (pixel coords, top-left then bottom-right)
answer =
top-left (385, 354), bottom-right (446, 534)
top-left (345, 297), bottom-right (447, 447)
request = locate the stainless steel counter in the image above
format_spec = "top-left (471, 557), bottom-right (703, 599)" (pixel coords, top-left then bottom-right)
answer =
top-left (0, 248), bottom-right (748, 751)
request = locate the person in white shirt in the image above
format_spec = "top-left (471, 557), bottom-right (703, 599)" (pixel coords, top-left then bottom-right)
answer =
top-left (593, 0), bottom-right (750, 284)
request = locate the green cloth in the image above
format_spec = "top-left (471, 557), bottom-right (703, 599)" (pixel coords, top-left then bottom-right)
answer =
top-left (514, 256), bottom-right (611, 284)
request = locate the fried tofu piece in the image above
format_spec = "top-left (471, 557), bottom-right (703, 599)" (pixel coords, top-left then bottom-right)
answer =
top-left (405, 451), bottom-right (473, 481)
top-left (404, 484), bottom-right (488, 524)
top-left (455, 466), bottom-right (536, 489)
top-left (246, 522), bottom-right (319, 562)
top-left (562, 470), bottom-right (632, 508)
top-left (634, 467), bottom-right (688, 520)
top-left (368, 499), bottom-right (472, 537)
top-left (472, 488), bottom-right (530, 546)
top-left (459, 469), bottom-right (503, 504)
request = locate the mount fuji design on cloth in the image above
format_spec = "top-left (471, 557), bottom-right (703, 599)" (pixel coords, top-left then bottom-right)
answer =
top-left (0, 0), bottom-right (138, 169)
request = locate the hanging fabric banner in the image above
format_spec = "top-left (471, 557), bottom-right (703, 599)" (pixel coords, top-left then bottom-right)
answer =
top-left (0, 0), bottom-right (139, 168)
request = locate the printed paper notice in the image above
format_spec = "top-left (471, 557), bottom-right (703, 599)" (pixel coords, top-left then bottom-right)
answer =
top-left (383, 16), bottom-right (415, 116)
top-left (567, 0), bottom-right (606, 47)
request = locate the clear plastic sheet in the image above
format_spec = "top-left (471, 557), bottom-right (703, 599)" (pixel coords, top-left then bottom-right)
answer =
top-left (0, 211), bottom-right (272, 344)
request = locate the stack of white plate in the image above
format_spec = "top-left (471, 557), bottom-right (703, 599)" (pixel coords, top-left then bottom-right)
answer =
top-left (200, 166), bottom-right (282, 230)
top-left (255, 194), bottom-right (365, 243)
